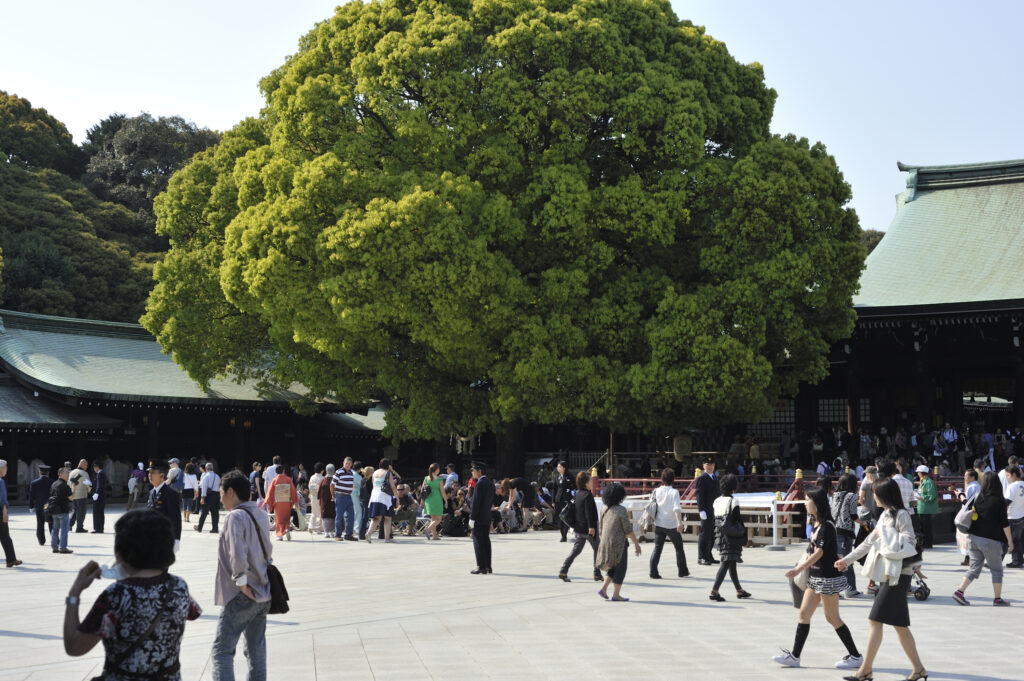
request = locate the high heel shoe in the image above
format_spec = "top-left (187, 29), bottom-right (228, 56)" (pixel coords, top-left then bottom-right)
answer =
top-left (841, 674), bottom-right (873, 681)
top-left (736, 590), bottom-right (752, 599)
top-left (709, 591), bottom-right (725, 602)
top-left (558, 573), bottom-right (571, 582)
top-left (903, 670), bottom-right (927, 681)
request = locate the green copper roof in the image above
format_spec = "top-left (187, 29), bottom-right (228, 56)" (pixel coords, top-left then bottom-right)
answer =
top-left (854, 159), bottom-right (1024, 310)
top-left (0, 309), bottom-right (306, 405)
top-left (0, 376), bottom-right (122, 430)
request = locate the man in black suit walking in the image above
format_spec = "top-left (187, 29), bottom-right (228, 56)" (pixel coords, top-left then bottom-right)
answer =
top-left (146, 460), bottom-right (182, 549)
top-left (470, 462), bottom-right (495, 574)
top-left (695, 456), bottom-right (720, 565)
top-left (28, 465), bottom-right (53, 545)
top-left (91, 461), bottom-right (108, 533)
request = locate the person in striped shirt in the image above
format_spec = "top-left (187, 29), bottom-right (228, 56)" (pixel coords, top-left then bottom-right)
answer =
top-left (331, 458), bottom-right (357, 541)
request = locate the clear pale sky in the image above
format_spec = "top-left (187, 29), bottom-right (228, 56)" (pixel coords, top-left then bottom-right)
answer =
top-left (4, 1), bottom-right (1023, 233)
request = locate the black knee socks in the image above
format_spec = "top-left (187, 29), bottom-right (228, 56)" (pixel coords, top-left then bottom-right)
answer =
top-left (835, 624), bottom-right (860, 657)
top-left (792, 622), bottom-right (810, 658)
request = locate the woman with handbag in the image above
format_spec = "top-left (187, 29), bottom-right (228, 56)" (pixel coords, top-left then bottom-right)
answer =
top-left (366, 458), bottom-right (397, 542)
top-left (835, 477), bottom-right (927, 681)
top-left (831, 473), bottom-right (866, 598)
top-left (648, 467), bottom-right (689, 579)
top-left (709, 474), bottom-right (752, 602)
top-left (774, 485), bottom-right (862, 670)
top-left (595, 482), bottom-right (641, 601)
top-left (63, 510), bottom-right (201, 681)
top-left (558, 471), bottom-right (602, 582)
top-left (952, 471), bottom-right (1014, 606)
top-left (422, 463), bottom-right (448, 540)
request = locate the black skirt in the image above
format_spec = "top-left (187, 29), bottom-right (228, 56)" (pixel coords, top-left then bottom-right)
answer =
top-left (869, 573), bottom-right (911, 627)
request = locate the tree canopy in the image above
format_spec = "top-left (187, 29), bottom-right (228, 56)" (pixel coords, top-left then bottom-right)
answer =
top-left (0, 90), bottom-right (84, 175)
top-left (143, 0), bottom-right (865, 441)
top-left (82, 113), bottom-right (221, 249)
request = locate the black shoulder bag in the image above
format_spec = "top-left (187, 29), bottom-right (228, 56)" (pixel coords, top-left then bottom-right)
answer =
top-left (241, 508), bottom-right (290, 614)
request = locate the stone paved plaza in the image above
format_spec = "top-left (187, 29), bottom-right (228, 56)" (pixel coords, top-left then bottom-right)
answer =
top-left (0, 506), bottom-right (1018, 681)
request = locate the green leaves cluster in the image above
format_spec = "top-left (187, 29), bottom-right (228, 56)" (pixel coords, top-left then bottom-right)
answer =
top-left (144, 0), bottom-right (865, 439)
top-left (0, 92), bottom-right (219, 322)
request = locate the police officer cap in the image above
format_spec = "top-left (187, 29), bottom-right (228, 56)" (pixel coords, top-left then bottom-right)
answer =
top-left (147, 459), bottom-right (170, 474)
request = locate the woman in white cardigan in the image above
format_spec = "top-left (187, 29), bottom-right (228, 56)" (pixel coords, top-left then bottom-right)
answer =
top-left (835, 477), bottom-right (927, 681)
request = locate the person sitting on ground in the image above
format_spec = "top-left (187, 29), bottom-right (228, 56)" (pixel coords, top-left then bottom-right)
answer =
top-left (392, 485), bottom-right (421, 535)
top-left (63, 510), bottom-right (201, 680)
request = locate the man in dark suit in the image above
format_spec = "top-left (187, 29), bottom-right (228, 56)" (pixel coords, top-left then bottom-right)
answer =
top-left (469, 462), bottom-right (495, 574)
top-left (695, 455), bottom-right (720, 565)
top-left (28, 465), bottom-right (53, 545)
top-left (146, 460), bottom-right (182, 549)
top-left (91, 461), bottom-right (107, 533)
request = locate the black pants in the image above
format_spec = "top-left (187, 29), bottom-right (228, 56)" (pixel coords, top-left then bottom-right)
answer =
top-left (92, 500), bottom-right (105, 533)
top-left (561, 532), bottom-right (600, 577)
top-left (698, 516), bottom-right (716, 561)
top-left (650, 526), bottom-right (689, 576)
top-left (35, 508), bottom-right (52, 545)
top-left (919, 513), bottom-right (934, 549)
top-left (472, 521), bottom-right (491, 570)
top-left (555, 500), bottom-right (569, 539)
top-left (72, 498), bottom-right (87, 531)
top-left (197, 491), bottom-right (220, 531)
top-left (0, 520), bottom-right (16, 563)
top-left (712, 559), bottom-right (741, 592)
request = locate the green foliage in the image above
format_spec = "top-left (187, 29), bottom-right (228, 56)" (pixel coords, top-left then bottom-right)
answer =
top-left (860, 228), bottom-right (884, 255)
top-left (0, 90), bottom-right (85, 176)
top-left (144, 0), bottom-right (865, 438)
top-left (0, 163), bottom-right (157, 321)
top-left (82, 113), bottom-right (220, 249)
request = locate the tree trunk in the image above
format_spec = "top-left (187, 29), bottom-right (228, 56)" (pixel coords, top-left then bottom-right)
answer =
top-left (495, 420), bottom-right (525, 478)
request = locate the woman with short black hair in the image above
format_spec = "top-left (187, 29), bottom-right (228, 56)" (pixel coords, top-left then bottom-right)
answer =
top-left (63, 510), bottom-right (200, 681)
top-left (558, 471), bottom-right (601, 582)
top-left (595, 483), bottom-right (641, 601)
top-left (835, 477), bottom-right (926, 681)
top-left (831, 473), bottom-right (864, 598)
top-left (953, 471), bottom-right (1014, 606)
top-left (649, 467), bottom-right (689, 579)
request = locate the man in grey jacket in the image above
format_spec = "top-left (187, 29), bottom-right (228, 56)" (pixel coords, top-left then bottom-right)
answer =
top-left (212, 471), bottom-right (272, 681)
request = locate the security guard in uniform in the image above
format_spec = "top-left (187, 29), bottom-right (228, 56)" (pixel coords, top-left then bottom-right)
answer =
top-left (146, 459), bottom-right (182, 548)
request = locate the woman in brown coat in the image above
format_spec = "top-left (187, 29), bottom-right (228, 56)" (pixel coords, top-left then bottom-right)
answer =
top-left (596, 483), bottom-right (641, 601)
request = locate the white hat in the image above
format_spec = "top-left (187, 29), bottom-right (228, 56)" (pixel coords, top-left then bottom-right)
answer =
top-left (915, 465), bottom-right (930, 474)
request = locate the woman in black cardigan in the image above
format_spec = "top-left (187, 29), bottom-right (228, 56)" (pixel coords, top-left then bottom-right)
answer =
top-left (558, 471), bottom-right (601, 582)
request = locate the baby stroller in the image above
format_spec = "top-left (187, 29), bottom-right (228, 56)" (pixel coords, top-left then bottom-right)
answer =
top-left (911, 566), bottom-right (930, 601)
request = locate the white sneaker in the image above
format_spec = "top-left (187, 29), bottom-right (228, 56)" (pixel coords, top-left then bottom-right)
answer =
top-left (835, 654), bottom-right (863, 670)
top-left (772, 651), bottom-right (800, 667)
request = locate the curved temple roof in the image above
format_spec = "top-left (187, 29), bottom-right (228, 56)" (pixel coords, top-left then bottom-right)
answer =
top-left (0, 309), bottom-right (307, 405)
top-left (854, 159), bottom-right (1024, 313)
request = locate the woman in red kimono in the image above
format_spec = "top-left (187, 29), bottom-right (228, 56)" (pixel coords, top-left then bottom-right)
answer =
top-left (265, 465), bottom-right (298, 541)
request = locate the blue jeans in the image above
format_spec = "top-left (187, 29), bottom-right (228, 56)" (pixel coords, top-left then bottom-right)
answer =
top-left (335, 494), bottom-right (354, 537)
top-left (212, 592), bottom-right (270, 681)
top-left (51, 513), bottom-right (70, 550)
top-left (352, 493), bottom-right (363, 538)
top-left (837, 531), bottom-right (857, 592)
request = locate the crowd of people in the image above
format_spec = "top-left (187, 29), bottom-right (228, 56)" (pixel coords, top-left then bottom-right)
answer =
top-left (0, 445), bottom-right (1020, 681)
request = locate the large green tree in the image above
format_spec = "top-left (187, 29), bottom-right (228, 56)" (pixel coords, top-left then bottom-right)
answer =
top-left (0, 90), bottom-right (85, 175)
top-left (82, 113), bottom-right (220, 249)
top-left (144, 0), bottom-right (865, 445)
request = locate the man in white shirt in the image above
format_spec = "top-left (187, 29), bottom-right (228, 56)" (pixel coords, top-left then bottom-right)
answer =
top-left (891, 460), bottom-right (916, 514)
top-left (999, 456), bottom-right (1019, 496)
top-left (1005, 466), bottom-right (1024, 568)
top-left (649, 468), bottom-right (689, 578)
top-left (263, 456), bottom-right (280, 486)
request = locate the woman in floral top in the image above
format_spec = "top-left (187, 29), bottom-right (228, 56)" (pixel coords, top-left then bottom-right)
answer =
top-left (63, 510), bottom-right (201, 681)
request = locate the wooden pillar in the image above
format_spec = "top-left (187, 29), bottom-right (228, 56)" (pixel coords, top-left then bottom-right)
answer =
top-left (147, 410), bottom-right (159, 461)
top-left (234, 416), bottom-right (245, 472)
top-left (915, 355), bottom-right (933, 426)
top-left (846, 360), bottom-right (861, 433)
top-left (1014, 351), bottom-right (1024, 427)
